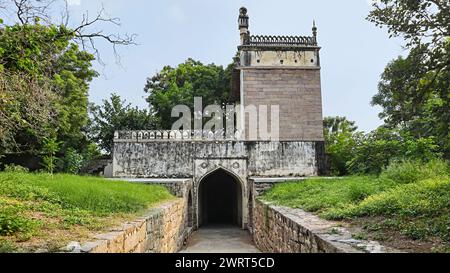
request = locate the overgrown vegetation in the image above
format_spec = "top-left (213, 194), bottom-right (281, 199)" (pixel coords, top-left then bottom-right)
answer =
top-left (0, 0), bottom-right (134, 170)
top-left (324, 1), bottom-right (449, 176)
top-left (262, 160), bottom-right (450, 252)
top-left (0, 171), bottom-right (173, 252)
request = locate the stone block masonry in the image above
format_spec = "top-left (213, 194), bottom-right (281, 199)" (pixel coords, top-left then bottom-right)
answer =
top-left (252, 200), bottom-right (400, 253)
top-left (242, 68), bottom-right (324, 142)
top-left (78, 199), bottom-right (188, 253)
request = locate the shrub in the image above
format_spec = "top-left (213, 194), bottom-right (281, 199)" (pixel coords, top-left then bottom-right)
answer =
top-left (348, 183), bottom-right (372, 202)
top-left (61, 148), bottom-right (84, 174)
top-left (347, 127), bottom-right (442, 175)
top-left (380, 159), bottom-right (449, 184)
top-left (41, 137), bottom-right (61, 175)
top-left (4, 164), bottom-right (29, 173)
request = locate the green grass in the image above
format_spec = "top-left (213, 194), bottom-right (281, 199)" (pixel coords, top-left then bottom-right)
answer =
top-left (262, 176), bottom-right (397, 215)
top-left (262, 160), bottom-right (450, 250)
top-left (0, 172), bottom-right (174, 252)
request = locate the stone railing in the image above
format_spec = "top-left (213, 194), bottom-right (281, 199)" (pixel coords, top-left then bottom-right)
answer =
top-left (114, 130), bottom-right (244, 142)
top-left (246, 35), bottom-right (317, 47)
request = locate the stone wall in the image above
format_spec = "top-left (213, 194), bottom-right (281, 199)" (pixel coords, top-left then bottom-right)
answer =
top-left (242, 68), bottom-right (324, 142)
top-left (78, 199), bottom-right (188, 253)
top-left (113, 141), bottom-right (320, 178)
top-left (252, 200), bottom-right (398, 253)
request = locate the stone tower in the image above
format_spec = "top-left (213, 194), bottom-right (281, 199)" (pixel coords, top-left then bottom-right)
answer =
top-left (234, 7), bottom-right (324, 142)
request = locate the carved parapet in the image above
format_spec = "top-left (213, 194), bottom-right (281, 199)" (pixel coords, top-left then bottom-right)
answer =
top-left (246, 35), bottom-right (317, 47)
top-left (114, 130), bottom-right (244, 142)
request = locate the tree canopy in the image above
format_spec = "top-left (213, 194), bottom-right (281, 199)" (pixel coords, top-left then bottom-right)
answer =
top-left (0, 0), bottom-right (134, 171)
top-left (89, 94), bottom-right (156, 154)
top-left (368, 0), bottom-right (449, 158)
top-left (144, 58), bottom-right (233, 129)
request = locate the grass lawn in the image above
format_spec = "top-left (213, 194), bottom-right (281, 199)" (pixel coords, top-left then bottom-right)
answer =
top-left (0, 172), bottom-right (174, 253)
top-left (262, 160), bottom-right (450, 253)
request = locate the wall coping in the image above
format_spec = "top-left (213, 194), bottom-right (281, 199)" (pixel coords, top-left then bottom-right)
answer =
top-left (109, 178), bottom-right (192, 184)
top-left (257, 200), bottom-right (401, 253)
top-left (250, 177), bottom-right (340, 183)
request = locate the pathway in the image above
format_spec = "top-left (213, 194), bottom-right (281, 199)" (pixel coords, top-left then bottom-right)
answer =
top-left (180, 225), bottom-right (260, 253)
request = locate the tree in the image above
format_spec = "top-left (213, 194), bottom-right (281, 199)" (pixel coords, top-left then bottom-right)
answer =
top-left (372, 43), bottom-right (449, 155)
top-left (348, 127), bottom-right (441, 174)
top-left (0, 24), bottom-right (97, 157)
top-left (144, 59), bottom-right (233, 129)
top-left (367, 0), bottom-right (449, 67)
top-left (89, 94), bottom-right (156, 154)
top-left (0, 71), bottom-right (56, 155)
top-left (0, 0), bottom-right (135, 170)
top-left (323, 117), bottom-right (361, 176)
top-left (368, 0), bottom-right (450, 157)
top-left (0, 0), bottom-right (136, 62)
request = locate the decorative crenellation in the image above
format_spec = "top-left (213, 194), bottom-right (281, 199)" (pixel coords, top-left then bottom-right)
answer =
top-left (246, 35), bottom-right (317, 47)
top-left (114, 130), bottom-right (244, 142)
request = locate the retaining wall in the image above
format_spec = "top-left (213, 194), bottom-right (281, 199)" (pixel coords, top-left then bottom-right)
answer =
top-left (252, 200), bottom-right (398, 253)
top-left (79, 199), bottom-right (188, 253)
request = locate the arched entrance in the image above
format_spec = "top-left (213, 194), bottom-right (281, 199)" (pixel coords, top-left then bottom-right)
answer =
top-left (198, 169), bottom-right (243, 228)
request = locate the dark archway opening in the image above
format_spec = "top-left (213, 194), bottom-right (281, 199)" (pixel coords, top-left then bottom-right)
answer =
top-left (187, 191), bottom-right (194, 228)
top-left (198, 169), bottom-right (242, 227)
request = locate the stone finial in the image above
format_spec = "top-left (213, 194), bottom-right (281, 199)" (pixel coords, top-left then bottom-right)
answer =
top-left (239, 7), bottom-right (250, 45)
top-left (312, 20), bottom-right (317, 37)
top-left (239, 7), bottom-right (249, 29)
top-left (240, 7), bottom-right (247, 15)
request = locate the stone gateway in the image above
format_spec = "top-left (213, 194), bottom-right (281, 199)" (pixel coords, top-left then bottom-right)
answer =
top-left (112, 7), bottom-right (326, 231)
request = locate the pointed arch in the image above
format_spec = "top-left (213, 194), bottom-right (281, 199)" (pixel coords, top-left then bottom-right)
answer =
top-left (197, 166), bottom-right (245, 190)
top-left (197, 167), bottom-right (243, 228)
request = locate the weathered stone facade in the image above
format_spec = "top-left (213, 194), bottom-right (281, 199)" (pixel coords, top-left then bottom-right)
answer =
top-left (111, 7), bottom-right (327, 233)
top-left (252, 200), bottom-right (399, 253)
top-left (79, 199), bottom-right (189, 253)
top-left (113, 140), bottom-right (322, 229)
top-left (113, 141), bottom-right (318, 178)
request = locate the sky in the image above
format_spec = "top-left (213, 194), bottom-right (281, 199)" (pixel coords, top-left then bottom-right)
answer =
top-left (64, 0), bottom-right (407, 132)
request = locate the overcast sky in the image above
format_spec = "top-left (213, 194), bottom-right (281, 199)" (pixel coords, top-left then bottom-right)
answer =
top-left (65, 0), bottom-right (406, 132)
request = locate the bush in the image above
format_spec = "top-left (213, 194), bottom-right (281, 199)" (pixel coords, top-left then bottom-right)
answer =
top-left (347, 128), bottom-right (442, 175)
top-left (61, 148), bottom-right (84, 174)
top-left (380, 159), bottom-right (449, 184)
top-left (348, 183), bottom-right (372, 202)
top-left (4, 164), bottom-right (29, 173)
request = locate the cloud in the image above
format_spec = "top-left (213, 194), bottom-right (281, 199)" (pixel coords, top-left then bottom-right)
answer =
top-left (67, 0), bottom-right (81, 6)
